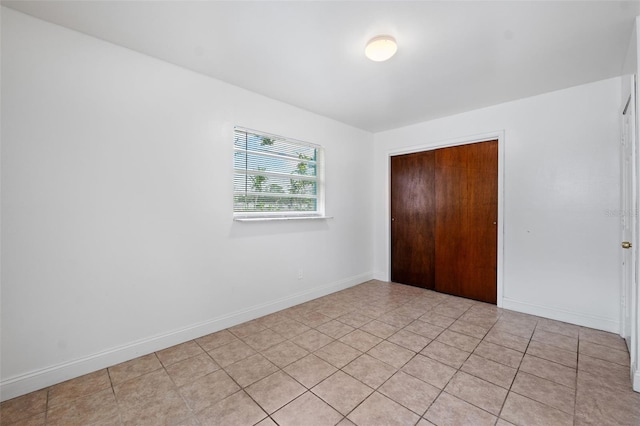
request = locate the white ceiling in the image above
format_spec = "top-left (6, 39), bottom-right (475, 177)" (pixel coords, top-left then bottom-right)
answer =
top-left (4, 1), bottom-right (640, 132)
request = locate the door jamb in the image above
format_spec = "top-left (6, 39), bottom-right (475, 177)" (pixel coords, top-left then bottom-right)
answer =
top-left (385, 131), bottom-right (506, 307)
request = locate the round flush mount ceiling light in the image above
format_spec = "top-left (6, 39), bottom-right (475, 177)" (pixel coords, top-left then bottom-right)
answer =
top-left (365, 35), bottom-right (397, 62)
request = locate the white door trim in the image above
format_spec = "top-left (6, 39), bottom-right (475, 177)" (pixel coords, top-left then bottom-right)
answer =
top-left (384, 130), bottom-right (505, 307)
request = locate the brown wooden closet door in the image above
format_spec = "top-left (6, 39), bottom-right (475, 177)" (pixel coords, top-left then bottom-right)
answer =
top-left (390, 140), bottom-right (498, 304)
top-left (435, 140), bottom-right (498, 304)
top-left (390, 151), bottom-right (436, 289)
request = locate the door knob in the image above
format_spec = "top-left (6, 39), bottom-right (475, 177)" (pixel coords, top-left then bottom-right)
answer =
top-left (622, 241), bottom-right (632, 249)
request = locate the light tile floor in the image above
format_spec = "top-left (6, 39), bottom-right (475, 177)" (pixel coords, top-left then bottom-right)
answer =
top-left (2, 280), bottom-right (639, 425)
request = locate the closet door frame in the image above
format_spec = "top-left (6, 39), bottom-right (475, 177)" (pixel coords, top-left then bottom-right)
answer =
top-left (385, 131), bottom-right (505, 307)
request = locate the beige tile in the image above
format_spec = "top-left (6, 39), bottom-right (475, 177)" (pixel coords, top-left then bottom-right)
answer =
top-left (315, 304), bottom-right (351, 319)
top-left (272, 392), bottom-right (342, 426)
top-left (246, 371), bottom-right (306, 414)
top-left (255, 417), bottom-right (278, 426)
top-left (156, 341), bottom-right (204, 367)
top-left (532, 329), bottom-right (578, 352)
top-left (536, 318), bottom-right (580, 338)
top-left (208, 339), bottom-right (256, 367)
top-left (420, 340), bottom-right (470, 369)
top-left (403, 320), bottom-right (445, 339)
top-left (255, 311), bottom-right (289, 328)
top-left (343, 354), bottom-right (397, 388)
top-left (436, 330), bottom-right (481, 353)
top-left (493, 319), bottom-right (536, 339)
top-left (359, 320), bottom-right (399, 339)
top-left (316, 320), bottom-right (355, 339)
top-left (347, 392), bottom-right (420, 426)
top-left (501, 392), bottom-right (573, 426)
top-left (269, 319), bottom-right (311, 339)
top-left (424, 392), bottom-right (497, 426)
top-left (0, 389), bottom-right (48, 424)
top-left (337, 312), bottom-right (374, 328)
top-left (262, 340), bottom-right (309, 368)
top-left (519, 354), bottom-right (576, 389)
top-left (314, 341), bottom-right (362, 369)
top-left (367, 341), bottom-right (415, 369)
top-left (113, 369), bottom-right (191, 426)
top-left (297, 311), bottom-right (333, 328)
top-left (311, 371), bottom-right (373, 415)
top-left (198, 391), bottom-right (267, 426)
top-left (579, 327), bottom-right (628, 351)
top-left (577, 354), bottom-right (632, 391)
top-left (228, 319), bottom-right (267, 339)
top-left (416, 419), bottom-right (437, 426)
top-left (48, 369), bottom-right (112, 407)
top-left (224, 353), bottom-right (278, 387)
top-left (392, 305), bottom-right (427, 319)
top-left (165, 353), bottom-right (220, 387)
top-left (432, 304), bottom-right (469, 319)
top-left (575, 371), bottom-right (640, 425)
top-left (378, 371), bottom-right (440, 416)
top-left (579, 340), bottom-right (629, 366)
top-left (336, 419), bottom-right (356, 426)
top-left (418, 313), bottom-right (456, 328)
top-left (1, 412), bottom-right (46, 426)
top-left (241, 328), bottom-right (286, 352)
top-left (377, 312), bottom-right (414, 328)
top-left (108, 354), bottom-right (163, 386)
top-left (473, 341), bottom-right (523, 368)
top-left (467, 303), bottom-right (502, 317)
top-left (285, 302), bottom-right (317, 317)
top-left (444, 371), bottom-right (507, 415)
top-left (195, 330), bottom-right (238, 352)
top-left (174, 414), bottom-right (201, 426)
top-left (402, 355), bottom-right (456, 389)
top-left (178, 369), bottom-right (240, 412)
top-left (283, 354), bottom-right (337, 388)
top-left (46, 388), bottom-right (119, 426)
top-left (339, 330), bottom-right (382, 352)
top-left (291, 329), bottom-right (334, 352)
top-left (496, 419), bottom-right (516, 426)
top-left (458, 313), bottom-right (499, 331)
top-left (357, 305), bottom-right (388, 319)
top-left (484, 329), bottom-right (530, 352)
top-left (448, 320), bottom-right (490, 339)
top-left (460, 354), bottom-right (517, 389)
top-left (387, 329), bottom-right (431, 352)
top-left (511, 371), bottom-right (575, 415)
top-left (526, 340), bottom-right (577, 368)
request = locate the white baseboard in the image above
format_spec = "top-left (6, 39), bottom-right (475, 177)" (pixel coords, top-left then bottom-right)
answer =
top-left (0, 272), bottom-right (373, 402)
top-left (373, 271), bottom-right (388, 281)
top-left (502, 297), bottom-right (619, 333)
top-left (633, 363), bottom-right (640, 393)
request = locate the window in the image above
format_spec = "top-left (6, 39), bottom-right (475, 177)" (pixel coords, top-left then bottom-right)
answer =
top-left (233, 127), bottom-right (324, 218)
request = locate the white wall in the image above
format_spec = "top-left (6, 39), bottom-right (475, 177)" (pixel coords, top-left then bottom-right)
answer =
top-left (0, 8), bottom-right (374, 400)
top-left (374, 78), bottom-right (622, 333)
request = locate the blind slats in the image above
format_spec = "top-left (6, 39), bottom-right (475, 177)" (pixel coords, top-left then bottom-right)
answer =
top-left (234, 128), bottom-right (322, 215)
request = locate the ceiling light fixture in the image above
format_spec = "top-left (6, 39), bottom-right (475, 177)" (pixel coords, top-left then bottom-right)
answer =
top-left (365, 35), bottom-right (397, 62)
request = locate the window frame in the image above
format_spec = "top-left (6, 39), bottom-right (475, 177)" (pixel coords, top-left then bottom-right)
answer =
top-left (233, 126), bottom-right (326, 220)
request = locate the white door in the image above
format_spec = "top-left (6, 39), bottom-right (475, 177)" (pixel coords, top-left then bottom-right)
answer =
top-left (621, 75), bottom-right (637, 351)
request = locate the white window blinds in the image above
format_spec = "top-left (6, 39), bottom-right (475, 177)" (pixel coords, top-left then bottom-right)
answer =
top-left (233, 127), bottom-right (324, 217)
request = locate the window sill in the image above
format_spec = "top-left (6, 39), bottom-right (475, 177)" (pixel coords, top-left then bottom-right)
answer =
top-left (234, 215), bottom-right (333, 222)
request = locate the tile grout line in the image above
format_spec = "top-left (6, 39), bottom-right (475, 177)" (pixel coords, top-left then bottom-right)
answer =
top-left (493, 316), bottom-right (531, 423)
